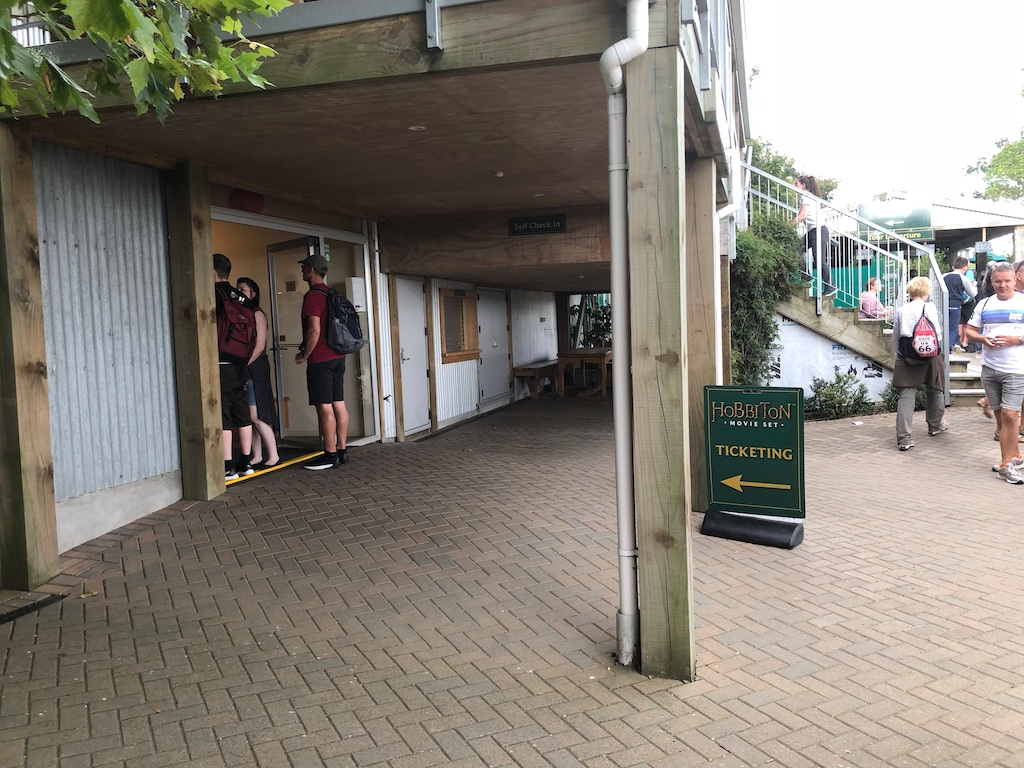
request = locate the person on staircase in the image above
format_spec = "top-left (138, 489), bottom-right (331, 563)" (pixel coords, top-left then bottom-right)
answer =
top-left (858, 277), bottom-right (891, 320)
top-left (943, 256), bottom-right (976, 353)
top-left (791, 175), bottom-right (836, 297)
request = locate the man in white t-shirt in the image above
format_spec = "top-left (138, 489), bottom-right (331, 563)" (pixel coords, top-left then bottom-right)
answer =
top-left (966, 261), bottom-right (1024, 483)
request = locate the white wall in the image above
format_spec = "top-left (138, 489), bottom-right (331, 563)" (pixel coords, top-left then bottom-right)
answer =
top-left (510, 289), bottom-right (558, 400)
top-left (432, 278), bottom-right (480, 426)
top-left (769, 314), bottom-right (892, 400)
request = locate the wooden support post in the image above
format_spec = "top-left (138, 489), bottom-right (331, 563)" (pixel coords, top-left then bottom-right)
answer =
top-left (166, 162), bottom-right (222, 500)
top-left (425, 280), bottom-right (438, 433)
top-left (685, 158), bottom-right (719, 513)
top-left (0, 123), bottom-right (59, 589)
top-left (627, 46), bottom-right (695, 682)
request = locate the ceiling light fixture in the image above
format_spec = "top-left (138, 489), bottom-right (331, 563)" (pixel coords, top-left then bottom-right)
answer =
top-left (408, 125), bottom-right (426, 131)
top-left (494, 171), bottom-right (504, 178)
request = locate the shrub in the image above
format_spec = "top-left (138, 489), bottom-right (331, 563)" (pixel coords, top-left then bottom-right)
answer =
top-left (806, 370), bottom-right (874, 420)
top-left (879, 382), bottom-right (927, 413)
top-left (730, 215), bottom-right (801, 385)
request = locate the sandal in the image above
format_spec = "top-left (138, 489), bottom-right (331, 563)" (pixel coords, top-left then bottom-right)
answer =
top-left (978, 399), bottom-right (994, 419)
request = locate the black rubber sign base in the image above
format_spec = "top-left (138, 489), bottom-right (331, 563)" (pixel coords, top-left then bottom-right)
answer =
top-left (700, 509), bottom-right (804, 549)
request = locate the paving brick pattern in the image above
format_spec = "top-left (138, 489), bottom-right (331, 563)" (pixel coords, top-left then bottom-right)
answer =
top-left (2, 399), bottom-right (1023, 767)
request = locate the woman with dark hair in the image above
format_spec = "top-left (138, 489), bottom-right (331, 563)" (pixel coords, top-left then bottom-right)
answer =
top-left (237, 277), bottom-right (280, 468)
top-left (792, 174), bottom-right (835, 296)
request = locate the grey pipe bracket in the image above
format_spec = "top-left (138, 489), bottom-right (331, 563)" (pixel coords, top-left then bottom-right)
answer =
top-left (425, 0), bottom-right (442, 51)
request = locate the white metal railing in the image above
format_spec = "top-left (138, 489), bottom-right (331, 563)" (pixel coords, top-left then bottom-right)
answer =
top-left (741, 161), bottom-right (951, 402)
top-left (10, 4), bottom-right (51, 47)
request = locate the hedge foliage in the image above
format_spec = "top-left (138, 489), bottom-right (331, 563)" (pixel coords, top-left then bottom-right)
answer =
top-left (730, 216), bottom-right (801, 385)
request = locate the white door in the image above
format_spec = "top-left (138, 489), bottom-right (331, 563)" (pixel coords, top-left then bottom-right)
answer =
top-left (396, 277), bottom-right (430, 435)
top-left (477, 288), bottom-right (511, 405)
top-left (268, 237), bottom-right (321, 438)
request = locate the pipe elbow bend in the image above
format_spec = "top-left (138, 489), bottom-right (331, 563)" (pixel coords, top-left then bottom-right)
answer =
top-left (600, 38), bottom-right (646, 93)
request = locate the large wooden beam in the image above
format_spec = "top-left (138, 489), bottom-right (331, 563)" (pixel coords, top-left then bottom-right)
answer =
top-left (627, 46), bottom-right (695, 682)
top-left (165, 162), bottom-right (222, 500)
top-left (685, 157), bottom-right (719, 513)
top-left (381, 206), bottom-right (609, 284)
top-left (59, 0), bottom-right (627, 111)
top-left (0, 123), bottom-right (59, 589)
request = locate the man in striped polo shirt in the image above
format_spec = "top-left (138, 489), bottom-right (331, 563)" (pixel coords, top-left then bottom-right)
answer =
top-left (966, 261), bottom-right (1024, 483)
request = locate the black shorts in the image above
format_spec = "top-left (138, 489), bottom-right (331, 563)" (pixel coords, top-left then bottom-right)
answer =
top-left (220, 363), bottom-right (252, 429)
top-left (307, 357), bottom-right (346, 406)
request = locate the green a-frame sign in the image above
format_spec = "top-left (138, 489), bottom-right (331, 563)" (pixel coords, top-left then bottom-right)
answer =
top-left (702, 386), bottom-right (805, 547)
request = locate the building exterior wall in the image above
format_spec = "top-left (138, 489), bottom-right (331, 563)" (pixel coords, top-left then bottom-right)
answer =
top-left (34, 142), bottom-right (182, 551)
top-left (509, 289), bottom-right (558, 400)
top-left (431, 278), bottom-right (480, 428)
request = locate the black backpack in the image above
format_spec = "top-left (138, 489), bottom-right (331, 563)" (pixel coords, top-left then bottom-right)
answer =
top-left (315, 285), bottom-right (365, 355)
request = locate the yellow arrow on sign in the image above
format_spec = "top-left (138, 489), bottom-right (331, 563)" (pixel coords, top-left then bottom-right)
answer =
top-left (721, 474), bottom-right (791, 493)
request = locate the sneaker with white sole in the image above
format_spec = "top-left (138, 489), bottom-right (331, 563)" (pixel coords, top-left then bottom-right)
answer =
top-left (304, 452), bottom-right (340, 471)
top-left (992, 456), bottom-right (1024, 473)
top-left (928, 421), bottom-right (949, 436)
top-left (998, 463), bottom-right (1024, 484)
top-left (898, 441), bottom-right (915, 451)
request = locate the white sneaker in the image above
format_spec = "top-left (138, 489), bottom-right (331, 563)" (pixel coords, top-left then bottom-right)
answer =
top-left (998, 463), bottom-right (1024, 484)
top-left (992, 456), bottom-right (1024, 473)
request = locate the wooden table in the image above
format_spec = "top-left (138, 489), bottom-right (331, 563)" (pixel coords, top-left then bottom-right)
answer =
top-left (556, 347), bottom-right (612, 399)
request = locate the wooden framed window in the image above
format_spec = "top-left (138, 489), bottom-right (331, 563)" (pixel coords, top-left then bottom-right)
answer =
top-left (439, 288), bottom-right (480, 364)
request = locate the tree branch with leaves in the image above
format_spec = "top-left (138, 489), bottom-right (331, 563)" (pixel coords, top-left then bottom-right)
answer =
top-left (0, 0), bottom-right (291, 123)
top-left (968, 133), bottom-right (1024, 201)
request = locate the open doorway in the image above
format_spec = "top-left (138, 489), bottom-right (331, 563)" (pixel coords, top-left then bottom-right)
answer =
top-left (211, 212), bottom-right (379, 450)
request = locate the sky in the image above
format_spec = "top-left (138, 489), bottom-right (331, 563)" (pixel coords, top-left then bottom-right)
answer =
top-left (742, 1), bottom-right (1024, 206)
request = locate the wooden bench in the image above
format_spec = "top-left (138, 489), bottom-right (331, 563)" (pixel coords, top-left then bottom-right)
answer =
top-left (512, 360), bottom-right (558, 399)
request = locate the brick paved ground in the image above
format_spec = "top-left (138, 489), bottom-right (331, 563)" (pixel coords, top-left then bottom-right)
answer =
top-left (2, 398), bottom-right (1023, 768)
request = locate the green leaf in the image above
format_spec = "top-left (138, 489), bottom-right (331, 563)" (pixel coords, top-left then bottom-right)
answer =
top-left (166, 6), bottom-right (190, 56)
top-left (126, 56), bottom-right (150, 97)
top-left (0, 79), bottom-right (19, 109)
top-left (64, 0), bottom-right (133, 39)
top-left (123, 3), bottom-right (162, 62)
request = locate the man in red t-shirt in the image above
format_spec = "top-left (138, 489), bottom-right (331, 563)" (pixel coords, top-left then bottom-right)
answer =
top-left (295, 252), bottom-right (350, 470)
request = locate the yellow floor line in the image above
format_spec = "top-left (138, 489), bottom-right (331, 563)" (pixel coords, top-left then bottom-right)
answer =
top-left (226, 451), bottom-right (323, 485)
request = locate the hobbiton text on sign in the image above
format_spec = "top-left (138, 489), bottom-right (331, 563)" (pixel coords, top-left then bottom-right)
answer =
top-left (704, 386), bottom-right (805, 519)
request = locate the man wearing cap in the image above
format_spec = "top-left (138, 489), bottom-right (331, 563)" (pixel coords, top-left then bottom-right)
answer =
top-left (295, 251), bottom-right (349, 470)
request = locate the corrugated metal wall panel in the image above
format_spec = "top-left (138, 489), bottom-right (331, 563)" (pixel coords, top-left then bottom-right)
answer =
top-left (35, 142), bottom-right (180, 502)
top-left (509, 289), bottom-right (558, 401)
top-left (431, 278), bottom-right (479, 423)
top-left (510, 289), bottom-right (557, 364)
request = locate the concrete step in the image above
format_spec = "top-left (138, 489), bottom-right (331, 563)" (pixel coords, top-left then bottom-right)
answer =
top-left (950, 372), bottom-right (983, 391)
top-left (950, 388), bottom-right (986, 408)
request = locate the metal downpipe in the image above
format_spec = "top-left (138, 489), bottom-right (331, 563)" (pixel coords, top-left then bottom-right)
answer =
top-left (599, 0), bottom-right (648, 669)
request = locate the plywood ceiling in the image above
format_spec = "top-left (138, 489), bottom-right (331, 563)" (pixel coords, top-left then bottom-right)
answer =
top-left (33, 59), bottom-right (640, 291)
